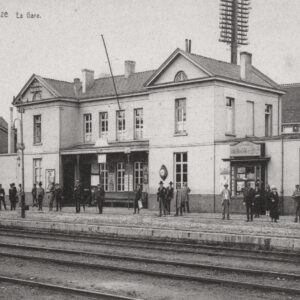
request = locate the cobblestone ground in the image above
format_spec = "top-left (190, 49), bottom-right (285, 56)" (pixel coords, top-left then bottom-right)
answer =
top-left (0, 206), bottom-right (299, 239)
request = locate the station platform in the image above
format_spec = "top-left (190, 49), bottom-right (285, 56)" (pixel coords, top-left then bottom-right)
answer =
top-left (0, 207), bottom-right (299, 252)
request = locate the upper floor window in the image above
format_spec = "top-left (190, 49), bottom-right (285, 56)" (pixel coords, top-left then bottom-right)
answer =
top-left (84, 113), bottom-right (92, 142)
top-left (174, 71), bottom-right (188, 82)
top-left (33, 115), bottom-right (42, 144)
top-left (246, 101), bottom-right (254, 136)
top-left (99, 112), bottom-right (108, 139)
top-left (175, 98), bottom-right (186, 133)
top-left (116, 110), bottom-right (125, 141)
top-left (134, 108), bottom-right (143, 139)
top-left (265, 104), bottom-right (272, 137)
top-left (226, 97), bottom-right (235, 135)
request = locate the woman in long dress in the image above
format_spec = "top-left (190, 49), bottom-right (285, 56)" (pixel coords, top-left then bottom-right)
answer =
top-left (269, 185), bottom-right (279, 222)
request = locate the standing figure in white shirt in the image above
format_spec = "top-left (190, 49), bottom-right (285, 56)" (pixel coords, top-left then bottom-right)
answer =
top-left (221, 183), bottom-right (231, 220)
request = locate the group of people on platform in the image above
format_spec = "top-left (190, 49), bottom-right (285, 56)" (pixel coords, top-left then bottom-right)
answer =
top-left (1, 179), bottom-right (299, 223)
top-left (154, 181), bottom-right (191, 217)
top-left (0, 182), bottom-right (25, 211)
top-left (221, 182), bottom-right (300, 223)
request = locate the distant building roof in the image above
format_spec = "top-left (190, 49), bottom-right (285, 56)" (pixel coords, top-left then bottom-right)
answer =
top-left (281, 83), bottom-right (300, 123)
top-left (0, 117), bottom-right (8, 130)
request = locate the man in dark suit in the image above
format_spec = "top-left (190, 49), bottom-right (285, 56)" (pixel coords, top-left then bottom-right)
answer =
top-left (95, 184), bottom-right (105, 214)
top-left (157, 181), bottom-right (166, 217)
top-left (0, 184), bottom-right (6, 210)
top-left (243, 182), bottom-right (255, 222)
top-left (165, 181), bottom-right (174, 215)
top-left (74, 180), bottom-right (82, 213)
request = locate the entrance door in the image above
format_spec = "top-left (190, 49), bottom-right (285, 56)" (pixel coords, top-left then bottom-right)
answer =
top-left (63, 163), bottom-right (75, 205)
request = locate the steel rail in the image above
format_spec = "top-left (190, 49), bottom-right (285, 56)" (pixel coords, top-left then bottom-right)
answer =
top-left (0, 242), bottom-right (299, 280)
top-left (1, 251), bottom-right (300, 296)
top-left (0, 275), bottom-right (143, 300)
top-left (0, 227), bottom-right (299, 263)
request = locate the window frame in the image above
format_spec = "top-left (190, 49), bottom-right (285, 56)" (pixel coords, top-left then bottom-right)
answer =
top-left (134, 161), bottom-right (144, 190)
top-left (265, 104), bottom-right (273, 137)
top-left (116, 162), bottom-right (125, 191)
top-left (99, 112), bottom-right (108, 139)
top-left (116, 110), bottom-right (126, 141)
top-left (225, 97), bottom-right (235, 135)
top-left (33, 115), bottom-right (42, 145)
top-left (174, 152), bottom-right (188, 189)
top-left (246, 100), bottom-right (255, 136)
top-left (83, 113), bottom-right (92, 143)
top-left (99, 163), bottom-right (108, 191)
top-left (134, 108), bottom-right (143, 140)
top-left (174, 71), bottom-right (188, 82)
top-left (33, 158), bottom-right (42, 185)
top-left (175, 98), bottom-right (187, 134)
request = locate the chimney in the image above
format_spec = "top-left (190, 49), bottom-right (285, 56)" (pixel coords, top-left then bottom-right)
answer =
top-left (73, 78), bottom-right (82, 96)
top-left (240, 52), bottom-right (252, 81)
top-left (185, 39), bottom-right (191, 53)
top-left (8, 107), bottom-right (14, 153)
top-left (124, 60), bottom-right (136, 78)
top-left (82, 69), bottom-right (94, 93)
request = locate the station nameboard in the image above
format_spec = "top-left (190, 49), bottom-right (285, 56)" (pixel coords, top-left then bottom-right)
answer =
top-left (230, 141), bottom-right (262, 157)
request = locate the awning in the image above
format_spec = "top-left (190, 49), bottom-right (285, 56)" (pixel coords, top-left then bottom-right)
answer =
top-left (222, 157), bottom-right (271, 163)
top-left (61, 140), bottom-right (149, 155)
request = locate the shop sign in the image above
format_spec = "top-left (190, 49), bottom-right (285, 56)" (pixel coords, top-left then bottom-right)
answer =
top-left (230, 141), bottom-right (261, 157)
top-left (98, 154), bottom-right (107, 163)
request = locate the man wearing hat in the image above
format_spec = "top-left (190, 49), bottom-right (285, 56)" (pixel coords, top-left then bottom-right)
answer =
top-left (165, 181), bottom-right (174, 215)
top-left (221, 183), bottom-right (231, 220)
top-left (157, 181), bottom-right (167, 216)
top-left (95, 183), bottom-right (105, 214)
top-left (9, 183), bottom-right (17, 210)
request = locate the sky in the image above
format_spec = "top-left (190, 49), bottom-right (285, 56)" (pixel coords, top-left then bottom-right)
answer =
top-left (1, 0), bottom-right (300, 122)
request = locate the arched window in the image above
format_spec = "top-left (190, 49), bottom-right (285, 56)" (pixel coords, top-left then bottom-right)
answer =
top-left (174, 71), bottom-right (187, 82)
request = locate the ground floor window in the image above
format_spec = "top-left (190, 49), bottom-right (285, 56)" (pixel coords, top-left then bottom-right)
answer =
top-left (231, 164), bottom-right (263, 196)
top-left (33, 159), bottom-right (42, 184)
top-left (134, 162), bottom-right (144, 189)
top-left (117, 162), bottom-right (125, 191)
top-left (174, 152), bottom-right (188, 189)
top-left (100, 163), bottom-right (108, 191)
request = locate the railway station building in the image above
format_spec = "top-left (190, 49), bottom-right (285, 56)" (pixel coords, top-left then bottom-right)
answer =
top-left (2, 46), bottom-right (300, 214)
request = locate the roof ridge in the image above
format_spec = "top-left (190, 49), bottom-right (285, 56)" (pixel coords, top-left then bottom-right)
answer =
top-left (94, 69), bottom-right (156, 81)
top-left (185, 50), bottom-right (235, 67)
top-left (280, 83), bottom-right (300, 87)
top-left (42, 76), bottom-right (73, 84)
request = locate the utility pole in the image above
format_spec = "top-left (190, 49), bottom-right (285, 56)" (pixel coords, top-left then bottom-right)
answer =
top-left (219, 0), bottom-right (251, 64)
top-left (14, 100), bottom-right (26, 218)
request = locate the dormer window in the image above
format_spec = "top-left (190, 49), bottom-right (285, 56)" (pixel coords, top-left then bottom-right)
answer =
top-left (174, 71), bottom-right (187, 82)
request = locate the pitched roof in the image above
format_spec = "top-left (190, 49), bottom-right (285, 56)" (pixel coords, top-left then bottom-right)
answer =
top-left (0, 117), bottom-right (8, 130)
top-left (20, 48), bottom-right (281, 102)
top-left (280, 83), bottom-right (300, 123)
top-left (185, 51), bottom-right (279, 88)
top-left (81, 70), bottom-right (155, 98)
top-left (41, 70), bottom-right (155, 100)
top-left (42, 77), bottom-right (75, 98)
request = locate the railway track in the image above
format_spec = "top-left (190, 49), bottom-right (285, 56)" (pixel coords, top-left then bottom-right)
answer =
top-left (0, 226), bottom-right (299, 264)
top-left (0, 275), bottom-right (142, 300)
top-left (0, 241), bottom-right (299, 296)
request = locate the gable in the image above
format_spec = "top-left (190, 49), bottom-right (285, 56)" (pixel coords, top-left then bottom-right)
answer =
top-left (151, 54), bottom-right (210, 86)
top-left (14, 75), bottom-right (61, 104)
top-left (20, 79), bottom-right (56, 102)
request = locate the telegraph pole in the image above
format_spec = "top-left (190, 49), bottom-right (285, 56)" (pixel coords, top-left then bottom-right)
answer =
top-left (219, 0), bottom-right (251, 64)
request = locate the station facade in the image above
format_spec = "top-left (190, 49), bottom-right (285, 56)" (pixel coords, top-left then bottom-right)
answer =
top-left (2, 47), bottom-right (300, 213)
